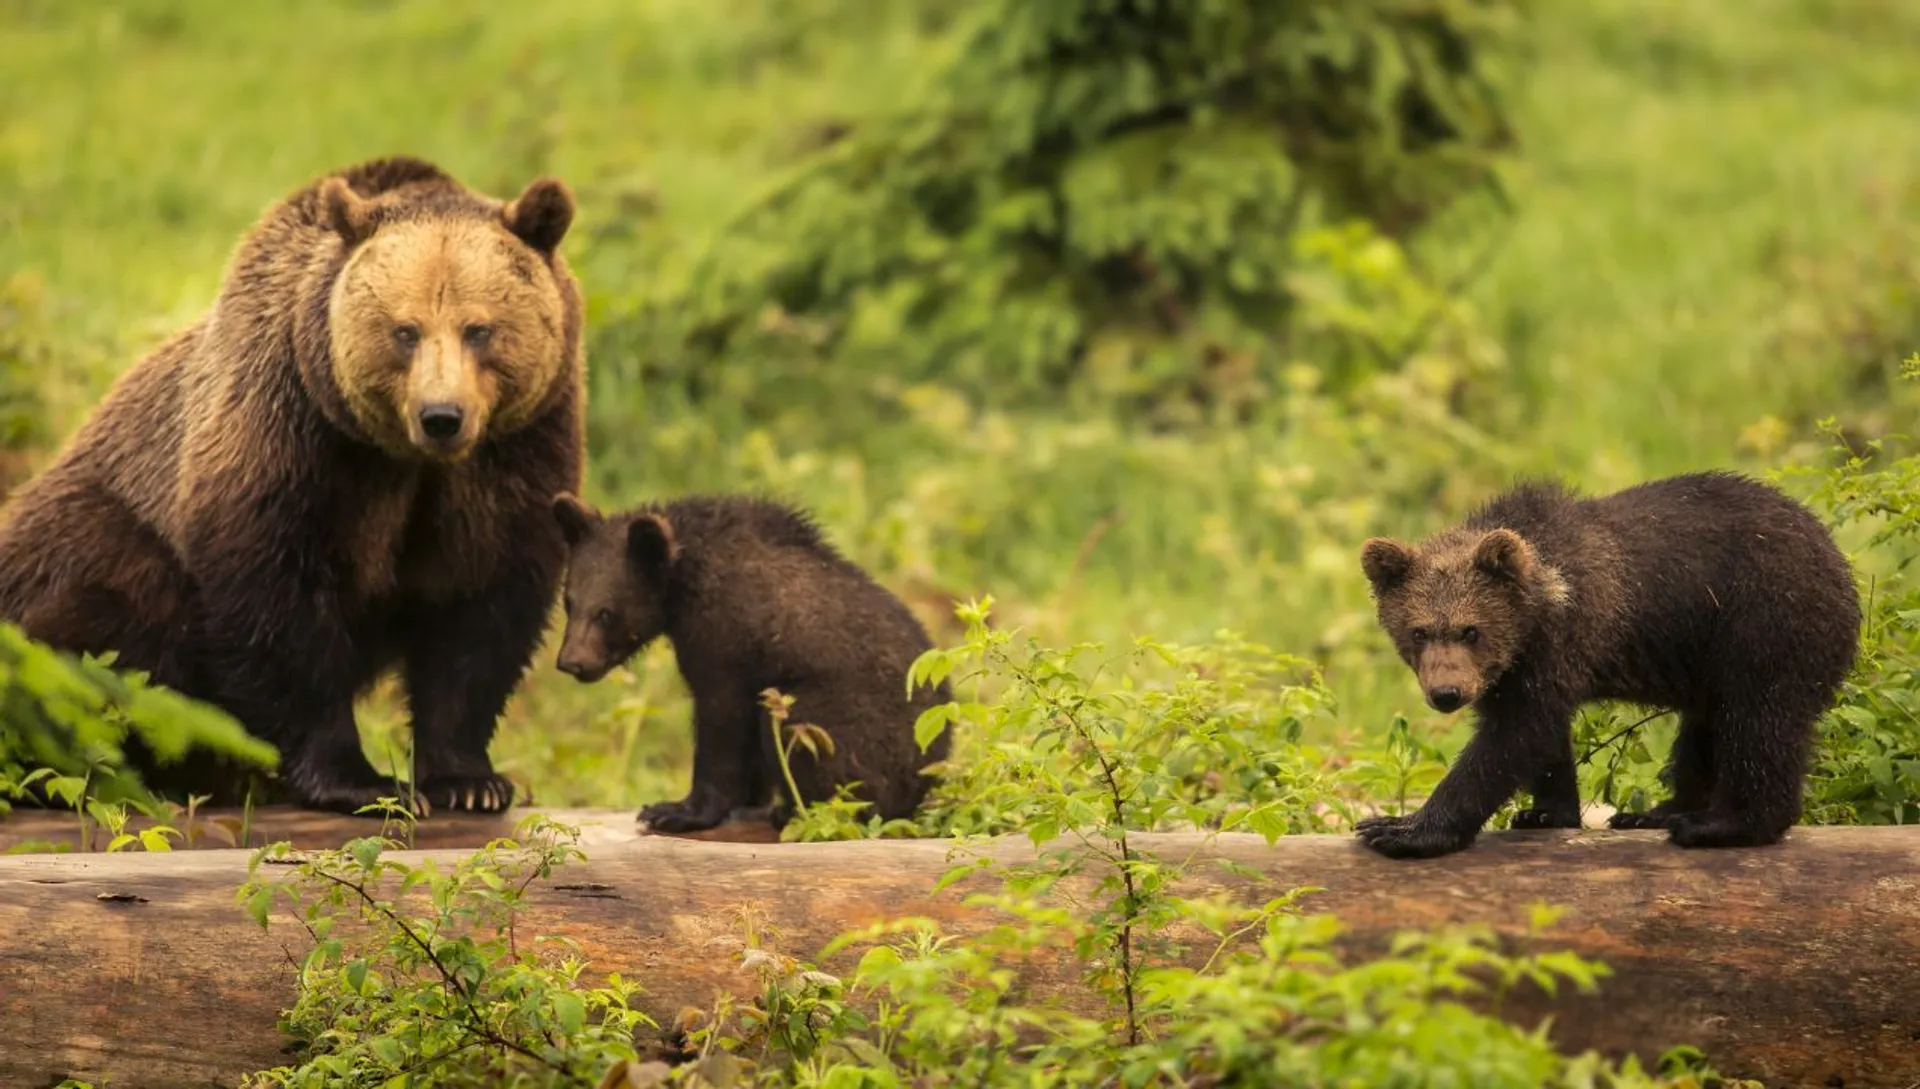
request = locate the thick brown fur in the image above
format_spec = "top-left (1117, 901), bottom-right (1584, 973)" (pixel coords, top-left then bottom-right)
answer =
top-left (1355, 471), bottom-right (1861, 858)
top-left (551, 493), bottom-right (953, 832)
top-left (0, 157), bottom-right (585, 815)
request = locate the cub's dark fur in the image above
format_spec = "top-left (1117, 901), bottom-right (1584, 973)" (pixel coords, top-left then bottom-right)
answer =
top-left (551, 493), bottom-right (952, 832)
top-left (1356, 470), bottom-right (1861, 859)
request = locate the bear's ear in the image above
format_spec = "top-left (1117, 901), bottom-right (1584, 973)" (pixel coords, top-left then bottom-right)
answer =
top-left (627, 512), bottom-right (680, 573)
top-left (552, 492), bottom-right (598, 547)
top-left (1360, 537), bottom-right (1415, 592)
top-left (1471, 528), bottom-right (1537, 584)
top-left (503, 177), bottom-right (575, 254)
top-left (319, 177), bottom-right (375, 247)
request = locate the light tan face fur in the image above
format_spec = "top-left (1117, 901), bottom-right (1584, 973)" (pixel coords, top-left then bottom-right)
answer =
top-left (325, 197), bottom-right (568, 463)
top-left (1359, 527), bottom-right (1571, 713)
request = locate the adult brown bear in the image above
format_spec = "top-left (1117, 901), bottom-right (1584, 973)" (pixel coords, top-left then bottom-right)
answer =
top-left (0, 157), bottom-right (585, 815)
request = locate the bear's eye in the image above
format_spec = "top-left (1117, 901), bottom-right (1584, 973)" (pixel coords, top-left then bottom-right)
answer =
top-left (1461, 625), bottom-right (1480, 645)
top-left (593, 607), bottom-right (614, 626)
top-left (463, 324), bottom-right (494, 348)
top-left (1410, 628), bottom-right (1429, 645)
top-left (392, 324), bottom-right (420, 349)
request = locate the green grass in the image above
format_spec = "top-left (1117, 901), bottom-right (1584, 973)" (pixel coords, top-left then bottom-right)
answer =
top-left (3, 0), bottom-right (1917, 809)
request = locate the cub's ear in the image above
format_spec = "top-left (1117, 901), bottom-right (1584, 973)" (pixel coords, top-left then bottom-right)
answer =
top-left (627, 512), bottom-right (680, 572)
top-left (1472, 528), bottom-right (1537, 584)
top-left (551, 492), bottom-right (598, 547)
top-left (1360, 537), bottom-right (1415, 591)
top-left (318, 177), bottom-right (375, 247)
top-left (503, 176), bottom-right (575, 254)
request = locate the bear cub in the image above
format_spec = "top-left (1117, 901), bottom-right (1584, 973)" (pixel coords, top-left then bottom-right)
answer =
top-left (550, 493), bottom-right (953, 832)
top-left (1356, 470), bottom-right (1861, 859)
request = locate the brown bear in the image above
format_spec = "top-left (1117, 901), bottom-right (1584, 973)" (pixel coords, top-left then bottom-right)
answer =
top-left (1355, 470), bottom-right (1861, 859)
top-left (549, 493), bottom-right (952, 832)
top-left (0, 156), bottom-right (584, 815)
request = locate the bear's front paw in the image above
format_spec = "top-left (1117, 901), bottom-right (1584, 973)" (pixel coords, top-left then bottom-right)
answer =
top-left (1666, 810), bottom-right (1786, 849)
top-left (418, 773), bottom-right (516, 814)
top-left (1511, 807), bottom-right (1582, 830)
top-left (638, 797), bottom-right (731, 834)
top-left (1356, 814), bottom-right (1476, 859)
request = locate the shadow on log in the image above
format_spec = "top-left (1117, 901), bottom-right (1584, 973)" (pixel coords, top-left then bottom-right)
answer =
top-left (1, 823), bottom-right (1917, 1089)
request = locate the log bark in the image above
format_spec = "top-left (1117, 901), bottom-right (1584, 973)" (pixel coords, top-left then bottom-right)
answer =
top-left (2, 823), bottom-right (1917, 1089)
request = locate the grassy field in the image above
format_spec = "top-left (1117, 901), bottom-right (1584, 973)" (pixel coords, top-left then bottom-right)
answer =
top-left (3, 0), bottom-right (1918, 810)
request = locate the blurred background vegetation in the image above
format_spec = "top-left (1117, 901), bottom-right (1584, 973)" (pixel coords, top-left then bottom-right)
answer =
top-left (3, 0), bottom-right (1918, 811)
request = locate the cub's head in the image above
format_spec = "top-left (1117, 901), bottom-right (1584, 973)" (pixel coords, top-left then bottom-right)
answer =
top-left (551, 493), bottom-right (679, 684)
top-left (1358, 527), bottom-right (1570, 713)
top-left (321, 172), bottom-right (576, 462)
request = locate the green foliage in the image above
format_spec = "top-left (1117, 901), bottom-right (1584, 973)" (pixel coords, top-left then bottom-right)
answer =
top-left (615, 0), bottom-right (1521, 430)
top-left (0, 621), bottom-right (277, 817)
top-left (238, 815), bottom-right (653, 1088)
top-left (904, 596), bottom-right (1352, 841)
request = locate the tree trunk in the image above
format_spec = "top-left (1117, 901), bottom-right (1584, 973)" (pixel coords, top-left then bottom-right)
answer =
top-left (1, 821), bottom-right (1916, 1089)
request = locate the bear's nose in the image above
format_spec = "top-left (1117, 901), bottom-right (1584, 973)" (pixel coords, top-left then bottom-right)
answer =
top-left (555, 653), bottom-right (601, 682)
top-left (1427, 686), bottom-right (1464, 712)
top-left (418, 403), bottom-right (465, 442)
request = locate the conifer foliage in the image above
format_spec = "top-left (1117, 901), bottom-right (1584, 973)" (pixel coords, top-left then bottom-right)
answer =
top-left (651, 0), bottom-right (1524, 422)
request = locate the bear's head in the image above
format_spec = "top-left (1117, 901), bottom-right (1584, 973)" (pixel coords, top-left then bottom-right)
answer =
top-left (1358, 527), bottom-right (1571, 713)
top-left (320, 171), bottom-right (576, 463)
top-left (551, 493), bottom-right (679, 684)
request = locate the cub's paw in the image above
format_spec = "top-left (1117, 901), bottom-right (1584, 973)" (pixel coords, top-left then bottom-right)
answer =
top-left (1667, 811), bottom-right (1786, 849)
top-left (638, 797), bottom-right (731, 834)
top-left (1511, 808), bottom-right (1582, 830)
top-left (1607, 810), bottom-right (1680, 831)
top-left (418, 773), bottom-right (516, 815)
top-left (1356, 815), bottom-right (1475, 860)
top-left (1353, 813), bottom-right (1413, 834)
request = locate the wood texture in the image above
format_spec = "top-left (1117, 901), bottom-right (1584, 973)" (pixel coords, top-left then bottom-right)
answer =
top-left (2, 822), bottom-right (1917, 1089)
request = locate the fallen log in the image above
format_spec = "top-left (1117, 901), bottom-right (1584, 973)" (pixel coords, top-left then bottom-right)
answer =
top-left (2, 825), bottom-right (1917, 1089)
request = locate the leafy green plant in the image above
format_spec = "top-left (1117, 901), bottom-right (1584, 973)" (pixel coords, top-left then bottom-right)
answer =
top-left (628, 0), bottom-right (1521, 424)
top-left (238, 815), bottom-right (653, 1088)
top-left (0, 621), bottom-right (278, 817)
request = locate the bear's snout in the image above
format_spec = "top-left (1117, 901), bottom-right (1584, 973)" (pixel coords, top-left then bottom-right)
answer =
top-left (1426, 686), bottom-right (1464, 712)
top-left (555, 648), bottom-right (608, 684)
top-left (418, 403), bottom-right (465, 442)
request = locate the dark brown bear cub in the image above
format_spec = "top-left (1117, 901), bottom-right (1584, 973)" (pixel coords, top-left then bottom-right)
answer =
top-left (550, 493), bottom-right (953, 832)
top-left (1356, 470), bottom-right (1860, 859)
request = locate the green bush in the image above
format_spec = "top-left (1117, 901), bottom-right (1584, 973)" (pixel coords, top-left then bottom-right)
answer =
top-left (0, 621), bottom-right (278, 817)
top-left (590, 0), bottom-right (1523, 432)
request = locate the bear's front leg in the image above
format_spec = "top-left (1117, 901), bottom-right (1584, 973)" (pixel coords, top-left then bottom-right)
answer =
top-left (402, 567), bottom-right (556, 814)
top-left (1510, 730), bottom-right (1583, 830)
top-left (1357, 708), bottom-right (1560, 859)
top-left (639, 683), bottom-right (761, 834)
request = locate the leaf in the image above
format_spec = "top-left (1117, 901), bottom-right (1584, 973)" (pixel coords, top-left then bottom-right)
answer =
top-left (244, 884), bottom-right (275, 928)
top-left (552, 989), bottom-right (586, 1036)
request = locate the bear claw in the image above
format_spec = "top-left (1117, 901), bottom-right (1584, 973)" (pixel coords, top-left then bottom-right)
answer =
top-left (1511, 808), bottom-right (1582, 830)
top-left (417, 773), bottom-right (516, 815)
